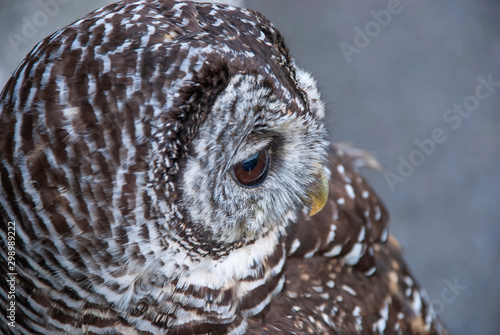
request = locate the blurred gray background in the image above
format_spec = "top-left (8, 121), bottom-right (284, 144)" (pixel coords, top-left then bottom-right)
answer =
top-left (0, 1), bottom-right (498, 334)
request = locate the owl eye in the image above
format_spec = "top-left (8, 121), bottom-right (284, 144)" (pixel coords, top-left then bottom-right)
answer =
top-left (233, 148), bottom-right (270, 188)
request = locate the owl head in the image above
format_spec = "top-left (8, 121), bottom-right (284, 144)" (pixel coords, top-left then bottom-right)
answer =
top-left (149, 4), bottom-right (330, 249)
top-left (0, 0), bottom-right (328, 276)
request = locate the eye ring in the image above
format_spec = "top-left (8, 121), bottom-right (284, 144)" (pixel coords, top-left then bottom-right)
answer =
top-left (233, 148), bottom-right (270, 188)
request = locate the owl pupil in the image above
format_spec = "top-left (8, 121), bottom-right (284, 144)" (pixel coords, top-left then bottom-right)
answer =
top-left (242, 153), bottom-right (259, 172)
top-left (233, 148), bottom-right (270, 188)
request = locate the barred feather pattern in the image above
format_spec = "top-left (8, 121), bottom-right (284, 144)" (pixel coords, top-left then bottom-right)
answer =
top-left (0, 1), bottom-right (447, 334)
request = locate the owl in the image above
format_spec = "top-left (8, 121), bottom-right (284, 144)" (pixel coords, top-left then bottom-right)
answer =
top-left (0, 0), bottom-right (447, 334)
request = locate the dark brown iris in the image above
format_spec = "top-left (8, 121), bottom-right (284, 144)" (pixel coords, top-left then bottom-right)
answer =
top-left (233, 148), bottom-right (270, 187)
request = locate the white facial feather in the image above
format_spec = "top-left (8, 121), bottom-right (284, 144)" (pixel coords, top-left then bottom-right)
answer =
top-left (181, 73), bottom-right (328, 244)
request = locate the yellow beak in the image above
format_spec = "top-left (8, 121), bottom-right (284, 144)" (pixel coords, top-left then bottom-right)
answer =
top-left (308, 165), bottom-right (329, 216)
